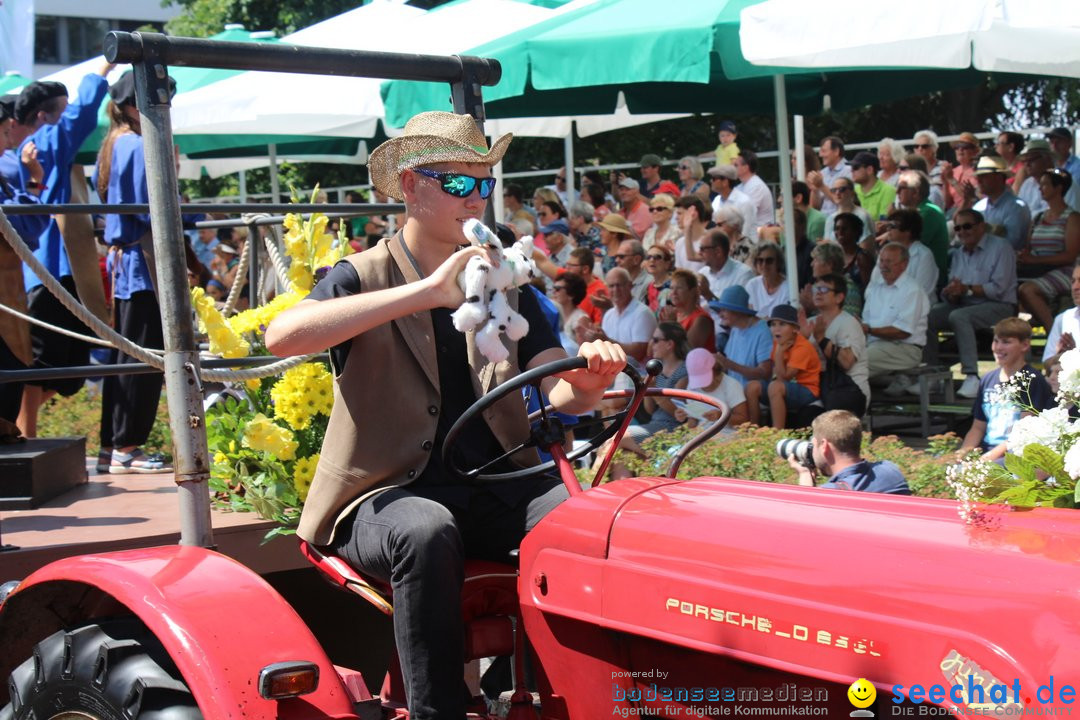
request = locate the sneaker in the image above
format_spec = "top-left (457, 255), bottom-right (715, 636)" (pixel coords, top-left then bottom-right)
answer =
top-left (95, 448), bottom-right (113, 474)
top-left (110, 448), bottom-right (172, 474)
top-left (957, 375), bottom-right (981, 399)
top-left (881, 374), bottom-right (912, 397)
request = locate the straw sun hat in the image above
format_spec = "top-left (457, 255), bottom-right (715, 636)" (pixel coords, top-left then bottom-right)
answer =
top-left (368, 111), bottom-right (513, 201)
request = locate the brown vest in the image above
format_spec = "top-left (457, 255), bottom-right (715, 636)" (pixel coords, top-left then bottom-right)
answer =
top-left (0, 242), bottom-right (31, 365)
top-left (296, 234), bottom-right (539, 546)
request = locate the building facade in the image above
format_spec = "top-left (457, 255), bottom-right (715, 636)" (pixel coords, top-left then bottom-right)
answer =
top-left (33, 0), bottom-right (181, 77)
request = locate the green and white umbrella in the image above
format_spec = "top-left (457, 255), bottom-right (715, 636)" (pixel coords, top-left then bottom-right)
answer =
top-left (382, 0), bottom-right (999, 124)
top-left (0, 70), bottom-right (29, 95)
top-left (381, 0), bottom-right (1042, 298)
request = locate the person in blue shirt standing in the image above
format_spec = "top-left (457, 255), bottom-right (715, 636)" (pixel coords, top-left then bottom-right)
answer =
top-left (92, 71), bottom-right (171, 474)
top-left (14, 64), bottom-right (114, 438)
top-left (0, 97), bottom-right (49, 430)
top-left (789, 409), bottom-right (911, 494)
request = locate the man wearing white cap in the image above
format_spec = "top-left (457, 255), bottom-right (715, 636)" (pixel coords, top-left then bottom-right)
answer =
top-left (266, 111), bottom-right (625, 720)
top-left (617, 175), bottom-right (652, 238)
top-left (708, 163), bottom-right (756, 241)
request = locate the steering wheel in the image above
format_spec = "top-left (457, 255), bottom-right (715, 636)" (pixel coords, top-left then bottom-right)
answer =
top-left (442, 356), bottom-right (661, 483)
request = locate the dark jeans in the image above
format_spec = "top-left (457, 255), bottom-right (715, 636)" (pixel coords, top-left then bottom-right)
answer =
top-left (331, 478), bottom-right (567, 720)
top-left (0, 337), bottom-right (25, 424)
top-left (99, 291), bottom-right (164, 448)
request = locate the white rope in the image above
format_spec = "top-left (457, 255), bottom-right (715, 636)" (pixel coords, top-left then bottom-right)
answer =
top-left (0, 205), bottom-right (315, 383)
top-left (220, 214), bottom-right (256, 315)
top-left (263, 227), bottom-right (293, 291)
top-left (0, 299), bottom-right (157, 350)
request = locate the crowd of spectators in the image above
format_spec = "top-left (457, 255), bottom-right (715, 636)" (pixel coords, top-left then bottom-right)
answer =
top-left (3, 75), bottom-right (1077, 470)
top-left (499, 120), bottom-right (1080, 455)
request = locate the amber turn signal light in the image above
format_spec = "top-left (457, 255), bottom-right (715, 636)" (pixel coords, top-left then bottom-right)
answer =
top-left (257, 661), bottom-right (319, 699)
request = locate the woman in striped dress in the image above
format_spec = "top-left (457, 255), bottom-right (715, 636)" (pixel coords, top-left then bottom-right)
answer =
top-left (1018, 169), bottom-right (1080, 333)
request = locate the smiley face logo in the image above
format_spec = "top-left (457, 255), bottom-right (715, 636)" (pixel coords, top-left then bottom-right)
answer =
top-left (848, 678), bottom-right (877, 709)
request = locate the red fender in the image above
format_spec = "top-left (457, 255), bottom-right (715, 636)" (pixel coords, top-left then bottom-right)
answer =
top-left (1, 545), bottom-right (357, 720)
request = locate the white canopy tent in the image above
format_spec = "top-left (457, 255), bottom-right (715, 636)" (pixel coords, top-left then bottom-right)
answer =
top-left (740, 0), bottom-right (1080, 79)
top-left (171, 0), bottom-right (687, 206)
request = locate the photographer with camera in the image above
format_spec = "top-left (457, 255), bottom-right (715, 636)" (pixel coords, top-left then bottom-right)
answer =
top-left (780, 410), bottom-right (911, 494)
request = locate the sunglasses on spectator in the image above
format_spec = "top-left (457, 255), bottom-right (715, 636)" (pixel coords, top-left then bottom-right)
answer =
top-left (833, 186), bottom-right (851, 193)
top-left (913, 143), bottom-right (933, 149)
top-left (898, 165), bottom-right (911, 170)
top-left (812, 285), bottom-right (835, 295)
top-left (954, 222), bottom-right (980, 231)
top-left (649, 207), bottom-right (669, 213)
top-left (651, 335), bottom-right (670, 342)
top-left (553, 285), bottom-right (567, 291)
top-left (413, 168), bottom-right (496, 199)
top-left (699, 244), bottom-right (717, 251)
top-left (678, 165), bottom-right (690, 170)
top-left (755, 256), bottom-right (777, 265)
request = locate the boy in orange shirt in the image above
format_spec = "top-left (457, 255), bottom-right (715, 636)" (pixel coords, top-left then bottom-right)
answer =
top-left (746, 304), bottom-right (821, 428)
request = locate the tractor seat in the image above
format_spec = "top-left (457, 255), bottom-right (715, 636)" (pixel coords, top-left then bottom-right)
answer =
top-left (299, 540), bottom-right (520, 660)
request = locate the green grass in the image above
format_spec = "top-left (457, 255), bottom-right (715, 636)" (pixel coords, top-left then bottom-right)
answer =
top-left (36, 384), bottom-right (173, 459)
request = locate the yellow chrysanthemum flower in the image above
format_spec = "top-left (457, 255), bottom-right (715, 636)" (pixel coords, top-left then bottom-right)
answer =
top-left (293, 452), bottom-right (319, 502)
top-left (270, 363), bottom-right (334, 430)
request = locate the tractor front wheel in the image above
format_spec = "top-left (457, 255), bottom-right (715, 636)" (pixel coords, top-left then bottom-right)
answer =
top-left (1, 618), bottom-right (201, 720)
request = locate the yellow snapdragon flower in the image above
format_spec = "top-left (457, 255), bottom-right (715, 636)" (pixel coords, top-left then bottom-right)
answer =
top-left (242, 413), bottom-right (298, 460)
top-left (191, 287), bottom-right (250, 358)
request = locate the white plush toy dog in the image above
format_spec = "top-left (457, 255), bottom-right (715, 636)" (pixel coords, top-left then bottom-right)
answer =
top-left (452, 219), bottom-right (538, 364)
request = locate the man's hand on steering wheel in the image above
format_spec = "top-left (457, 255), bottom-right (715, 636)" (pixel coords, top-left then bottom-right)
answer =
top-left (554, 340), bottom-right (626, 394)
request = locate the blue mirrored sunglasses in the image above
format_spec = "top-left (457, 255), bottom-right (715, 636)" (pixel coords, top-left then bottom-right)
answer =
top-left (413, 168), bottom-right (497, 199)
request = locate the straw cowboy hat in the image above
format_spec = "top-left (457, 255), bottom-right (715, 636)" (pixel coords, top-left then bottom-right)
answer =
top-left (368, 111), bottom-right (513, 201)
top-left (973, 155), bottom-right (1011, 176)
top-left (596, 213), bottom-right (634, 235)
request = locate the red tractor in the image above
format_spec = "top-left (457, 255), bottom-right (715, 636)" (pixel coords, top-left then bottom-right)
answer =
top-left (2, 357), bottom-right (1080, 720)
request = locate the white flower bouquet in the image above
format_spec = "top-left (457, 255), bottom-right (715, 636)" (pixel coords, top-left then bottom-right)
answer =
top-left (946, 355), bottom-right (1080, 522)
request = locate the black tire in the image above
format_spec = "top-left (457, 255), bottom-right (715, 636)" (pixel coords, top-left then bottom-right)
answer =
top-left (3, 618), bottom-right (201, 720)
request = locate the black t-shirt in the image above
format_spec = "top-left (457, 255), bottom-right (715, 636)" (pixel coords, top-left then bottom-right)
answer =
top-left (306, 258), bottom-right (559, 505)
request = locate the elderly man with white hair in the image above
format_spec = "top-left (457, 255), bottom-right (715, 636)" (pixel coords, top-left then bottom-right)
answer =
top-left (714, 204), bottom-right (756, 267)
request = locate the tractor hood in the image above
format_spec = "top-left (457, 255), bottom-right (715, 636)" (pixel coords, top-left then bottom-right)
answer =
top-left (520, 475), bottom-right (1080, 707)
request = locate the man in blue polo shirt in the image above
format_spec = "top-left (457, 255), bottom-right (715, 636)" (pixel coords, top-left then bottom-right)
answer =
top-left (789, 409), bottom-right (911, 494)
top-left (14, 63), bottom-right (113, 437)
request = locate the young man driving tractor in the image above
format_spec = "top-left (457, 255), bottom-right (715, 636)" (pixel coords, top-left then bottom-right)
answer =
top-left (265, 111), bottom-right (625, 719)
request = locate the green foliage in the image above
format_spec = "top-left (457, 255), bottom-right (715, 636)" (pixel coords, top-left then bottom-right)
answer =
top-left (205, 392), bottom-right (303, 527)
top-left (36, 385), bottom-right (172, 458)
top-left (608, 424), bottom-right (957, 499)
top-left (982, 443), bottom-right (1078, 509)
top-left (166, 0), bottom-right (360, 39)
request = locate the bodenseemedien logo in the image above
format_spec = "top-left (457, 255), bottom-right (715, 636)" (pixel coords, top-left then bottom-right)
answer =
top-left (849, 678), bottom-right (877, 717)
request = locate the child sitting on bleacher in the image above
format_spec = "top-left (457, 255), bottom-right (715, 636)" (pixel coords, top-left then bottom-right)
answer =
top-left (746, 305), bottom-right (821, 429)
top-left (958, 318), bottom-right (1056, 462)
